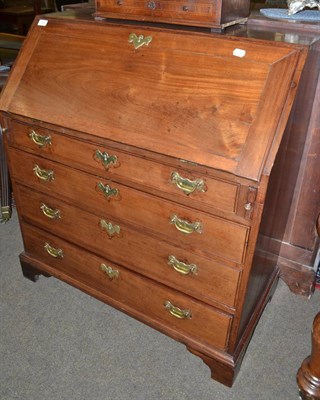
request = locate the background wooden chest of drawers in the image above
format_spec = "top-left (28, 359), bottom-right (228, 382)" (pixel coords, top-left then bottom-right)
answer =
top-left (94, 0), bottom-right (250, 30)
top-left (0, 17), bottom-right (309, 386)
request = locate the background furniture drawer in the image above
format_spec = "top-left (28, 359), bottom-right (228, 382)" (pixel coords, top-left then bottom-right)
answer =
top-left (95, 0), bottom-right (250, 29)
top-left (16, 184), bottom-right (241, 310)
top-left (97, 0), bottom-right (216, 22)
top-left (9, 120), bottom-right (242, 217)
top-left (21, 222), bottom-right (233, 350)
top-left (9, 150), bottom-right (249, 263)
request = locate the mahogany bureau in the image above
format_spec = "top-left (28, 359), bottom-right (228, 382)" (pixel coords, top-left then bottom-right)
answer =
top-left (0, 16), bottom-right (309, 386)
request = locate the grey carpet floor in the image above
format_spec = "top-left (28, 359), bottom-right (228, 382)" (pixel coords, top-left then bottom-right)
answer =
top-left (1, 210), bottom-right (319, 400)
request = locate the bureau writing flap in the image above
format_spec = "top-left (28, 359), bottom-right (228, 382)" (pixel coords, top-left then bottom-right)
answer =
top-left (0, 17), bottom-right (306, 181)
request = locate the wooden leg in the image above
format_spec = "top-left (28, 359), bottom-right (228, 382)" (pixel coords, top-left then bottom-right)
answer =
top-left (186, 347), bottom-right (236, 387)
top-left (20, 254), bottom-right (51, 282)
top-left (297, 312), bottom-right (320, 400)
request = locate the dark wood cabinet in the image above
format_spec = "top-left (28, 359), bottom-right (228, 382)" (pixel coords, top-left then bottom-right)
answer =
top-left (0, 14), bottom-right (318, 387)
top-left (246, 15), bottom-right (320, 297)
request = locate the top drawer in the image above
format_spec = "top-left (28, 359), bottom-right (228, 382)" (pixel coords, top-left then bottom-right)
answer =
top-left (95, 0), bottom-right (250, 29)
top-left (8, 120), bottom-right (245, 218)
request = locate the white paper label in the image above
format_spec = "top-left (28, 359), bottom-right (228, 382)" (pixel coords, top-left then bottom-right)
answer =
top-left (38, 19), bottom-right (48, 27)
top-left (233, 48), bottom-right (246, 58)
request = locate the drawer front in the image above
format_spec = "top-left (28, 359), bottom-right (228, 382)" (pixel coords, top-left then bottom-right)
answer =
top-left (21, 222), bottom-right (232, 350)
top-left (10, 121), bottom-right (240, 215)
top-left (16, 184), bottom-right (241, 309)
top-left (96, 0), bottom-right (217, 24)
top-left (9, 149), bottom-right (249, 263)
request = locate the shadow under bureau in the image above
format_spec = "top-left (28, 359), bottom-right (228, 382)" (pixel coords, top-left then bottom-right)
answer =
top-left (0, 16), bottom-right (309, 386)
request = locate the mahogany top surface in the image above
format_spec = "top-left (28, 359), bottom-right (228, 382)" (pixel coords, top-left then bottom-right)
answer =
top-left (0, 16), bottom-right (308, 181)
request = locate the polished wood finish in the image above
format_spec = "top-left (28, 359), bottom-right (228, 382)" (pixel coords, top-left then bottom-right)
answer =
top-left (21, 222), bottom-right (233, 350)
top-left (15, 184), bottom-right (241, 310)
top-left (0, 17), bottom-right (311, 387)
top-left (94, 0), bottom-right (250, 30)
top-left (7, 148), bottom-right (249, 263)
top-left (38, 8), bottom-right (320, 296)
top-left (10, 120), bottom-right (244, 216)
top-left (297, 312), bottom-right (320, 400)
top-left (1, 22), bottom-right (305, 182)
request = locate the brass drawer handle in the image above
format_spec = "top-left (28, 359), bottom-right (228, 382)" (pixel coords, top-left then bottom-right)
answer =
top-left (44, 242), bottom-right (64, 258)
top-left (33, 164), bottom-right (54, 182)
top-left (170, 171), bottom-right (206, 195)
top-left (168, 255), bottom-right (198, 276)
top-left (100, 263), bottom-right (119, 280)
top-left (40, 203), bottom-right (61, 219)
top-left (97, 182), bottom-right (119, 199)
top-left (100, 219), bottom-right (121, 238)
top-left (170, 214), bottom-right (202, 234)
top-left (94, 150), bottom-right (118, 169)
top-left (164, 300), bottom-right (192, 319)
top-left (29, 129), bottom-right (51, 148)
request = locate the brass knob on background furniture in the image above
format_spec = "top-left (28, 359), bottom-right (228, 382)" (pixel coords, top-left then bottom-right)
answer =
top-left (147, 1), bottom-right (156, 9)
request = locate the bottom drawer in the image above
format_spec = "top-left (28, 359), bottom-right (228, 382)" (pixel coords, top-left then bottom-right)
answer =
top-left (21, 222), bottom-right (232, 351)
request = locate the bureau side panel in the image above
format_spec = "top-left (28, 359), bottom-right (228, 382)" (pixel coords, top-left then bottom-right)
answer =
top-left (259, 40), bottom-right (320, 295)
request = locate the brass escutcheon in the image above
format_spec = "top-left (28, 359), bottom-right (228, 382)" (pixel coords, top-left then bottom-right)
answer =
top-left (100, 219), bottom-right (121, 238)
top-left (97, 182), bottom-right (119, 199)
top-left (100, 263), bottom-right (119, 280)
top-left (94, 150), bottom-right (118, 169)
top-left (129, 33), bottom-right (152, 50)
